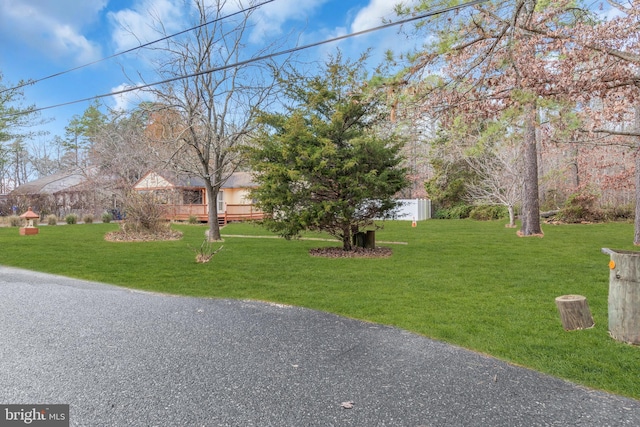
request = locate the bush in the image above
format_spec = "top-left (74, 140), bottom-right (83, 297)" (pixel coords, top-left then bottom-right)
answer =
top-left (46, 215), bottom-right (58, 226)
top-left (65, 214), bottom-right (78, 225)
top-left (83, 214), bottom-right (94, 224)
top-left (188, 215), bottom-right (198, 224)
top-left (123, 192), bottom-right (167, 233)
top-left (8, 215), bottom-right (24, 227)
top-left (602, 203), bottom-right (634, 222)
top-left (469, 205), bottom-right (508, 221)
top-left (101, 212), bottom-right (113, 223)
top-left (556, 188), bottom-right (602, 223)
top-left (434, 204), bottom-right (473, 219)
top-left (193, 239), bottom-right (224, 263)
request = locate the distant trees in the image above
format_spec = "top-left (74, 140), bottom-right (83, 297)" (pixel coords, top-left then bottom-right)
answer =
top-left (536, 1), bottom-right (640, 242)
top-left (395, 0), bottom-right (639, 238)
top-left (0, 71), bottom-right (41, 192)
top-left (394, 0), bottom-right (564, 235)
top-left (247, 54), bottom-right (409, 251)
top-left (63, 100), bottom-right (106, 168)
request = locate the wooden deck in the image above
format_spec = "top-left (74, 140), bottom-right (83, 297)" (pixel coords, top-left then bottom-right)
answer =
top-left (160, 204), bottom-right (263, 225)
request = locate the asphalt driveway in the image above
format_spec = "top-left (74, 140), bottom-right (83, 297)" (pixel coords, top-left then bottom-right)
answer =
top-left (1, 265), bottom-right (639, 426)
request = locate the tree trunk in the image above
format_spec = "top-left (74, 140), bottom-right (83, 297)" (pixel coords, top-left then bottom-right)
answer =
top-left (205, 181), bottom-right (222, 242)
top-left (507, 204), bottom-right (515, 228)
top-left (634, 107), bottom-right (640, 246)
top-left (635, 146), bottom-right (640, 246)
top-left (342, 226), bottom-right (353, 251)
top-left (555, 295), bottom-right (594, 331)
top-left (519, 102), bottom-right (543, 236)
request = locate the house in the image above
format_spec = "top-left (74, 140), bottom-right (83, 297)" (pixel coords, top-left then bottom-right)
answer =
top-left (8, 170), bottom-right (113, 217)
top-left (132, 170), bottom-right (263, 224)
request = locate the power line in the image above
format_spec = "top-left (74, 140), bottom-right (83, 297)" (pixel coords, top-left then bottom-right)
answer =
top-left (0, 0), bottom-right (276, 95)
top-left (3, 0), bottom-right (489, 118)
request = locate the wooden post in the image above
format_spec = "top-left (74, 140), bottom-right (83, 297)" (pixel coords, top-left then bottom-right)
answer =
top-left (365, 230), bottom-right (375, 249)
top-left (353, 232), bottom-right (366, 248)
top-left (603, 248), bottom-right (640, 344)
top-left (555, 295), bottom-right (594, 331)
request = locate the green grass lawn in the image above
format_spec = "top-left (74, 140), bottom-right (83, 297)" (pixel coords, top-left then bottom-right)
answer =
top-left (1, 220), bottom-right (639, 399)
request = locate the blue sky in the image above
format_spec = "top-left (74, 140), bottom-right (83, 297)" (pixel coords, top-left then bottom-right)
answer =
top-left (0, 0), bottom-right (417, 144)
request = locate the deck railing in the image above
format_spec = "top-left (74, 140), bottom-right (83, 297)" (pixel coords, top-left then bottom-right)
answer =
top-left (225, 204), bottom-right (264, 222)
top-left (160, 204), bottom-right (207, 221)
top-left (159, 203), bottom-right (263, 223)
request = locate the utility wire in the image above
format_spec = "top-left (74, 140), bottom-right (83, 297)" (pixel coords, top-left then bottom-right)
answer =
top-left (3, 0), bottom-right (489, 117)
top-left (0, 0), bottom-right (276, 95)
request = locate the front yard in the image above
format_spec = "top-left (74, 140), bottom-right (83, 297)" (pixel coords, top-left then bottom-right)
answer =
top-left (1, 219), bottom-right (638, 399)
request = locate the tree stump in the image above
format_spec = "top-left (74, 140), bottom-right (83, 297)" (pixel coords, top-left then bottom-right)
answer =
top-left (555, 295), bottom-right (594, 331)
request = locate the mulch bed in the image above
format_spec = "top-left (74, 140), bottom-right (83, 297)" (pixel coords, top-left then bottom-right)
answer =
top-left (309, 246), bottom-right (393, 258)
top-left (104, 229), bottom-right (183, 242)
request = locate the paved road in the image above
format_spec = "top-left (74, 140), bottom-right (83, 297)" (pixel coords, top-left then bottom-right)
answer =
top-left (1, 265), bottom-right (639, 427)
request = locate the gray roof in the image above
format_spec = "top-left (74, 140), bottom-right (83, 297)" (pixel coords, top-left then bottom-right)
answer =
top-left (10, 171), bottom-right (88, 196)
top-left (139, 170), bottom-right (256, 189)
top-left (223, 171), bottom-right (256, 189)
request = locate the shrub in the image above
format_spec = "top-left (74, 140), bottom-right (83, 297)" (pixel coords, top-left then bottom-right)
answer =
top-left (101, 212), bottom-right (113, 223)
top-left (83, 214), bottom-right (94, 224)
top-left (602, 203), bottom-right (634, 222)
top-left (556, 188), bottom-right (602, 223)
top-left (469, 205), bottom-right (508, 221)
top-left (434, 204), bottom-right (473, 219)
top-left (193, 239), bottom-right (224, 263)
top-left (65, 214), bottom-right (78, 225)
top-left (8, 215), bottom-right (24, 227)
top-left (123, 192), bottom-right (167, 233)
top-left (46, 215), bottom-right (58, 226)
top-left (188, 215), bottom-right (198, 224)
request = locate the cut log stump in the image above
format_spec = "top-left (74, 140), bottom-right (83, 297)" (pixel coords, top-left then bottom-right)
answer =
top-left (555, 295), bottom-right (595, 331)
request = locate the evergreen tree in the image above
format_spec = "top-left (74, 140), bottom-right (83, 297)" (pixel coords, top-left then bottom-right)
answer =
top-left (247, 54), bottom-right (409, 251)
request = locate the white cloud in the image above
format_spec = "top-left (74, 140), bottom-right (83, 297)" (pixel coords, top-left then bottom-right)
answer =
top-left (248, 0), bottom-right (329, 44)
top-left (334, 0), bottom-right (422, 66)
top-left (350, 0), bottom-right (398, 33)
top-left (0, 0), bottom-right (105, 63)
top-left (110, 82), bottom-right (153, 112)
top-left (108, 0), bottom-right (186, 52)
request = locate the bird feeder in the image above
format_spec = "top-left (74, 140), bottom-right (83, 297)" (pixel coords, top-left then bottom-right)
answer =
top-left (19, 207), bottom-right (40, 235)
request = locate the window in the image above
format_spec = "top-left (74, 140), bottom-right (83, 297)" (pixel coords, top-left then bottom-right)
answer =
top-left (217, 191), bottom-right (224, 212)
top-left (183, 190), bottom-right (203, 205)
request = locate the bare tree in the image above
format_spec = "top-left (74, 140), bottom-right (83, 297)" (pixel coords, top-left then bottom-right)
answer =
top-left (90, 109), bottom-right (159, 189)
top-left (143, 0), bottom-right (284, 241)
top-left (465, 141), bottom-right (523, 227)
top-left (29, 137), bottom-right (65, 178)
